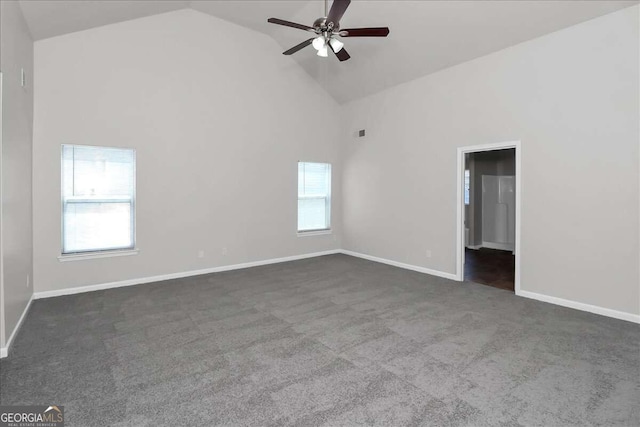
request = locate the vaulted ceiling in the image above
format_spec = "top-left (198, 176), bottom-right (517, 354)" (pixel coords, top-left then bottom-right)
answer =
top-left (18, 0), bottom-right (638, 103)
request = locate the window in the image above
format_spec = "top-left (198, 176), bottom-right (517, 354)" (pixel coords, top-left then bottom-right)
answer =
top-left (464, 169), bottom-right (470, 205)
top-left (62, 145), bottom-right (136, 254)
top-left (298, 162), bottom-right (331, 232)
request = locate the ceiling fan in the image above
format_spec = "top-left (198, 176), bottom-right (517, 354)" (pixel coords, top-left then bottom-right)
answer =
top-left (267, 0), bottom-right (390, 62)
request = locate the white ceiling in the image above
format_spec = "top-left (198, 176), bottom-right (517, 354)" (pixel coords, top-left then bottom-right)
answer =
top-left (18, 1), bottom-right (190, 40)
top-left (18, 0), bottom-right (638, 103)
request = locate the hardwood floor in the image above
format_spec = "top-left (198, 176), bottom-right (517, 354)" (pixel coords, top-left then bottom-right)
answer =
top-left (464, 247), bottom-right (515, 291)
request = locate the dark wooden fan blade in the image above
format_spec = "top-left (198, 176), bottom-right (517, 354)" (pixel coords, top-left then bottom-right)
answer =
top-left (283, 38), bottom-right (314, 55)
top-left (267, 18), bottom-right (314, 32)
top-left (330, 44), bottom-right (350, 61)
top-left (341, 27), bottom-right (390, 37)
top-left (326, 0), bottom-right (351, 26)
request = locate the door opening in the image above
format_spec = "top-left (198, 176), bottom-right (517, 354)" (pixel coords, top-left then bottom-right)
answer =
top-left (456, 142), bottom-right (521, 293)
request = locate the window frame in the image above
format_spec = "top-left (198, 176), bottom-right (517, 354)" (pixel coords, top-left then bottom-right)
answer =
top-left (297, 161), bottom-right (332, 234)
top-left (60, 144), bottom-right (137, 257)
top-left (464, 169), bottom-right (471, 206)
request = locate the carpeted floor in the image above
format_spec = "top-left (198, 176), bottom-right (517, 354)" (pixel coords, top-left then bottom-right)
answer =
top-left (1, 254), bottom-right (638, 426)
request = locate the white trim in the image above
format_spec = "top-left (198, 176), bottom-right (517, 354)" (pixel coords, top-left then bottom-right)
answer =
top-left (5, 248), bottom-right (634, 358)
top-left (58, 248), bottom-right (139, 262)
top-left (456, 140), bottom-right (522, 295)
top-left (517, 290), bottom-right (640, 324)
top-left (340, 250), bottom-right (458, 281)
top-left (35, 250), bottom-right (341, 299)
top-left (481, 241), bottom-right (515, 252)
top-left (0, 293), bottom-right (34, 358)
top-left (297, 229), bottom-right (332, 237)
top-left (0, 71), bottom-right (4, 349)
top-left (342, 249), bottom-right (639, 324)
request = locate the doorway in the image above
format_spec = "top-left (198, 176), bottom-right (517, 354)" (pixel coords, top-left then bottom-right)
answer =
top-left (456, 141), bottom-right (521, 293)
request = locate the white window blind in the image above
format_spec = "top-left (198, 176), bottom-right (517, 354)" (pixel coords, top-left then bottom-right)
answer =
top-left (298, 162), bottom-right (331, 232)
top-left (62, 145), bottom-right (136, 254)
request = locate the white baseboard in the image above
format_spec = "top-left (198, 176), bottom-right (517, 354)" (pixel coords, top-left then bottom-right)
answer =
top-left (341, 250), bottom-right (639, 324)
top-left (33, 250), bottom-right (341, 300)
top-left (340, 250), bottom-right (458, 281)
top-left (0, 293), bottom-right (34, 358)
top-left (517, 290), bottom-right (640, 324)
top-left (15, 248), bottom-right (636, 357)
top-left (481, 241), bottom-right (515, 252)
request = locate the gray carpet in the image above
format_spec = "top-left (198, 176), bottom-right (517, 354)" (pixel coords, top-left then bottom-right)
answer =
top-left (0, 254), bottom-right (638, 426)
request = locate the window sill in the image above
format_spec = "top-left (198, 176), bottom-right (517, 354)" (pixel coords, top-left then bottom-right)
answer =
top-left (297, 229), bottom-right (332, 237)
top-left (58, 249), bottom-right (139, 262)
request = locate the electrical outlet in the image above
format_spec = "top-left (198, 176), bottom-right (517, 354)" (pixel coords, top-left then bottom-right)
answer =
top-left (21, 68), bottom-right (26, 88)
top-left (222, 247), bottom-right (228, 255)
top-left (197, 250), bottom-right (205, 258)
top-left (426, 250), bottom-right (432, 258)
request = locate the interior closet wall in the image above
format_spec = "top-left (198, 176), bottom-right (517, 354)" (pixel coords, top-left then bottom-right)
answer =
top-left (468, 149), bottom-right (515, 247)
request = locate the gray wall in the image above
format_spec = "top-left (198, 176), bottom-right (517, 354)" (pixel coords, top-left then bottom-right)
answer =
top-left (32, 9), bottom-right (342, 294)
top-left (25, 5), bottom-right (640, 322)
top-left (342, 6), bottom-right (639, 316)
top-left (0, 0), bottom-right (34, 347)
top-left (467, 149), bottom-right (516, 247)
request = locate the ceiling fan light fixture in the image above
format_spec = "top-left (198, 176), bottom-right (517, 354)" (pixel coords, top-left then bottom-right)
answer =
top-left (317, 45), bottom-right (329, 57)
top-left (329, 38), bottom-right (344, 53)
top-left (268, 0), bottom-right (390, 62)
top-left (312, 36), bottom-right (326, 51)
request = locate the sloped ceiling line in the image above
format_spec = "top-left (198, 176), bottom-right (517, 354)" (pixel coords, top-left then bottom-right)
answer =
top-left (18, 0), bottom-right (638, 103)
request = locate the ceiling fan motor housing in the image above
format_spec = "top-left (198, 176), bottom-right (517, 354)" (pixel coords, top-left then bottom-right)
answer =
top-left (313, 17), bottom-right (339, 33)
